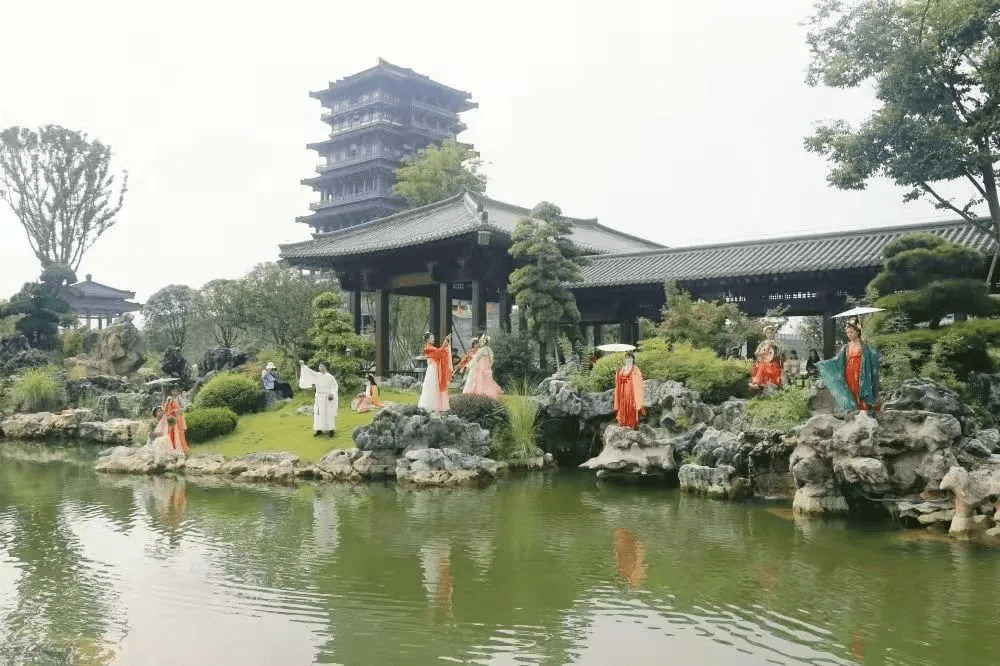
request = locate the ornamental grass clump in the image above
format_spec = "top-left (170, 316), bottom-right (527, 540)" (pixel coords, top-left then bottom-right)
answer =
top-left (193, 372), bottom-right (263, 415)
top-left (506, 386), bottom-right (541, 461)
top-left (5, 366), bottom-right (66, 413)
top-left (184, 407), bottom-right (239, 443)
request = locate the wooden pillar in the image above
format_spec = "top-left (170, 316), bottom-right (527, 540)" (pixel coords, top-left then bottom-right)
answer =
top-left (437, 282), bottom-right (453, 341)
top-left (620, 318), bottom-right (638, 345)
top-left (97, 315), bottom-right (104, 330)
top-left (593, 324), bottom-right (603, 348)
top-left (429, 289), bottom-right (441, 341)
top-left (498, 289), bottom-right (511, 332)
top-left (351, 288), bottom-right (362, 334)
top-left (85, 313), bottom-right (91, 328)
top-left (375, 289), bottom-right (390, 377)
top-left (822, 312), bottom-right (836, 360)
top-left (470, 279), bottom-right (486, 335)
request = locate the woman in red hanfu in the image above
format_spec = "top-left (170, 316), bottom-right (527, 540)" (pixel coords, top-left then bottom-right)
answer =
top-left (750, 325), bottom-right (783, 388)
top-left (614, 351), bottom-right (644, 429)
top-left (162, 388), bottom-right (190, 455)
top-left (456, 337), bottom-right (480, 375)
top-left (418, 332), bottom-right (453, 412)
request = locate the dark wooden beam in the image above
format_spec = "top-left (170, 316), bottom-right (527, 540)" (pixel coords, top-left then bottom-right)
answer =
top-left (375, 289), bottom-right (390, 376)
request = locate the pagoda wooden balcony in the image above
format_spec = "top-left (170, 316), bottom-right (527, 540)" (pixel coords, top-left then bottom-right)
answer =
top-left (316, 149), bottom-right (404, 172)
top-left (309, 189), bottom-right (395, 209)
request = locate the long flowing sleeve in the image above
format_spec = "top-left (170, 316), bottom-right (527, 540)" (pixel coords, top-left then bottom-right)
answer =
top-left (424, 343), bottom-right (453, 392)
top-left (817, 348), bottom-right (856, 411)
top-left (632, 367), bottom-right (644, 411)
top-left (299, 365), bottom-right (318, 390)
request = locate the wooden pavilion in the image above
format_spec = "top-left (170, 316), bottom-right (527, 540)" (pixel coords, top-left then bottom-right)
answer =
top-left (279, 190), bottom-right (661, 376)
top-left (60, 274), bottom-right (142, 329)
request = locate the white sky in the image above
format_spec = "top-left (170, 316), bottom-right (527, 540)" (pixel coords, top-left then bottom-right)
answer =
top-left (0, 0), bottom-right (979, 304)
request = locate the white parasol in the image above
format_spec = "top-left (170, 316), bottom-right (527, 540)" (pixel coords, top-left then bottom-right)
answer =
top-left (832, 307), bottom-right (885, 319)
top-left (596, 343), bottom-right (636, 353)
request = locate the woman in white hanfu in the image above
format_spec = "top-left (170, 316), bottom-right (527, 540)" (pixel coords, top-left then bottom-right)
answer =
top-left (299, 361), bottom-right (339, 437)
top-left (418, 332), bottom-right (452, 412)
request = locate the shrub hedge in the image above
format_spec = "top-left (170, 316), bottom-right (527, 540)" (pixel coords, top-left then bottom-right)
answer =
top-left (746, 386), bottom-right (811, 432)
top-left (448, 393), bottom-right (512, 454)
top-left (193, 372), bottom-right (264, 415)
top-left (578, 338), bottom-right (752, 403)
top-left (184, 407), bottom-right (239, 443)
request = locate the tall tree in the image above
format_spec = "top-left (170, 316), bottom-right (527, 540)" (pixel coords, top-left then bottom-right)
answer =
top-left (507, 202), bottom-right (587, 369)
top-left (197, 279), bottom-right (245, 348)
top-left (392, 139), bottom-right (486, 209)
top-left (0, 125), bottom-right (128, 272)
top-left (804, 0), bottom-right (1000, 279)
top-left (142, 285), bottom-right (197, 350)
top-left (657, 281), bottom-right (753, 353)
top-left (238, 262), bottom-right (324, 361)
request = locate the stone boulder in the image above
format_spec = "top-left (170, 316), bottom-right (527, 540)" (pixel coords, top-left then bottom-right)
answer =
top-left (160, 346), bottom-right (189, 381)
top-left (0, 409), bottom-right (92, 439)
top-left (78, 418), bottom-right (143, 445)
top-left (678, 464), bottom-right (748, 500)
top-left (967, 373), bottom-right (1000, 414)
top-left (220, 452), bottom-right (300, 482)
top-left (711, 399), bottom-right (748, 433)
top-left (396, 447), bottom-right (505, 487)
top-left (94, 443), bottom-right (185, 474)
top-left (63, 318), bottom-right (143, 378)
top-left (353, 404), bottom-right (491, 457)
top-left (201, 347), bottom-right (249, 374)
top-left (580, 424), bottom-right (678, 477)
top-left (382, 374), bottom-right (419, 390)
top-left (1, 348), bottom-right (52, 376)
top-left (881, 379), bottom-right (969, 417)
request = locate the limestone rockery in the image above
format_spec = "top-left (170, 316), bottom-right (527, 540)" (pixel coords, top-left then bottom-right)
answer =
top-left (94, 404), bottom-right (527, 488)
top-left (573, 376), bottom-right (1000, 539)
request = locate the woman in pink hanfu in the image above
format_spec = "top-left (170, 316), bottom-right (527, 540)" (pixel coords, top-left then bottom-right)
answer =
top-left (464, 334), bottom-right (503, 399)
top-left (419, 332), bottom-right (453, 412)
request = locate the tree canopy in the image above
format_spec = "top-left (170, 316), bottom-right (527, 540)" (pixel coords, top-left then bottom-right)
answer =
top-left (868, 232), bottom-right (996, 327)
top-left (656, 282), bottom-right (753, 353)
top-left (238, 262), bottom-right (326, 360)
top-left (142, 285), bottom-right (198, 350)
top-left (392, 140), bottom-right (486, 208)
top-left (0, 125), bottom-right (127, 272)
top-left (804, 0), bottom-right (1000, 274)
top-left (508, 202), bottom-right (587, 366)
top-left (197, 279), bottom-right (245, 348)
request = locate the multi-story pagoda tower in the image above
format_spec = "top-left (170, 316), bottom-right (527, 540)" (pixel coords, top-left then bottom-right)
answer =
top-left (298, 59), bottom-right (477, 233)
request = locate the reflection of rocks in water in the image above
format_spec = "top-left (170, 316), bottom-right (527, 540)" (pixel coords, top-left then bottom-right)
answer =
top-left (420, 541), bottom-right (454, 619)
top-left (612, 528), bottom-right (647, 591)
top-left (755, 562), bottom-right (781, 594)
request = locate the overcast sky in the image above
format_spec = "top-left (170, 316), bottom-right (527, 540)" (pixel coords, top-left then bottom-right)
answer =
top-left (0, 0), bottom-right (978, 304)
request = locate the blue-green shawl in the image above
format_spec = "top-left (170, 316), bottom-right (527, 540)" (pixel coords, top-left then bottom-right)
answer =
top-left (817, 343), bottom-right (880, 411)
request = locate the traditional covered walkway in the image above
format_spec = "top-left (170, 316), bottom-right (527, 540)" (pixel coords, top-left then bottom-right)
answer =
top-left (279, 190), bottom-right (660, 375)
top-left (573, 219), bottom-right (996, 356)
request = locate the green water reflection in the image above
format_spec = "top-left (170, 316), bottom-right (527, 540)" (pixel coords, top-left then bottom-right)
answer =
top-left (1, 442), bottom-right (998, 665)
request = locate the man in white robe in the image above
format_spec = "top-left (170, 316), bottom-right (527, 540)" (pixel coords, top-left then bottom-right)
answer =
top-left (299, 361), bottom-right (339, 437)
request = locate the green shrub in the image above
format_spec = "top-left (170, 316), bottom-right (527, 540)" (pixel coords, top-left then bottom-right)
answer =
top-left (306, 354), bottom-right (363, 394)
top-left (449, 393), bottom-right (511, 456)
top-left (490, 328), bottom-right (541, 389)
top-left (927, 328), bottom-right (992, 381)
top-left (194, 372), bottom-right (263, 415)
top-left (746, 386), bottom-right (811, 432)
top-left (578, 339), bottom-right (751, 403)
top-left (184, 407), bottom-right (239, 443)
top-left (61, 329), bottom-right (83, 357)
top-left (5, 366), bottom-right (66, 413)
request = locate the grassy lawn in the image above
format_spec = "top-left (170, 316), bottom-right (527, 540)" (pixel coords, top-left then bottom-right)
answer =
top-left (190, 387), bottom-right (420, 462)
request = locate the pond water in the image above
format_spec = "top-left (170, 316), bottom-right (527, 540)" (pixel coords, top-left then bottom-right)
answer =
top-left (1, 443), bottom-right (998, 666)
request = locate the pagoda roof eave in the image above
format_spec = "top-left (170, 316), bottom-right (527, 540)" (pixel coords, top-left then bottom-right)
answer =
top-left (310, 59), bottom-right (474, 105)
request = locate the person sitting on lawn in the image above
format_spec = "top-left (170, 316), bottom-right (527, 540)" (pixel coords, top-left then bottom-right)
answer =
top-left (351, 373), bottom-right (386, 413)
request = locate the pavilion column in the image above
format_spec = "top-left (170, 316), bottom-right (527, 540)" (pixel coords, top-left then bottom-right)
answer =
top-left (375, 289), bottom-right (390, 377)
top-left (351, 288), bottom-right (362, 334)
top-left (437, 282), bottom-right (453, 341)
top-left (470, 279), bottom-right (486, 335)
top-left (97, 316), bottom-right (104, 330)
top-left (85, 313), bottom-right (91, 328)
top-left (498, 288), bottom-right (511, 332)
top-left (429, 290), bottom-right (441, 341)
top-left (593, 324), bottom-right (603, 349)
top-left (822, 312), bottom-right (836, 360)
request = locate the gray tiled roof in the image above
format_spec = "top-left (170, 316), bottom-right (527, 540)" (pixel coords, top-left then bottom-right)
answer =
top-left (577, 219), bottom-right (996, 287)
top-left (279, 191), bottom-right (664, 260)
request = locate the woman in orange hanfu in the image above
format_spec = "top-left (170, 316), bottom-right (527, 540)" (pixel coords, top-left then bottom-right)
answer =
top-left (614, 351), bottom-right (644, 429)
top-left (418, 332), bottom-right (453, 412)
top-left (162, 388), bottom-right (190, 455)
top-left (750, 325), bottom-right (783, 388)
